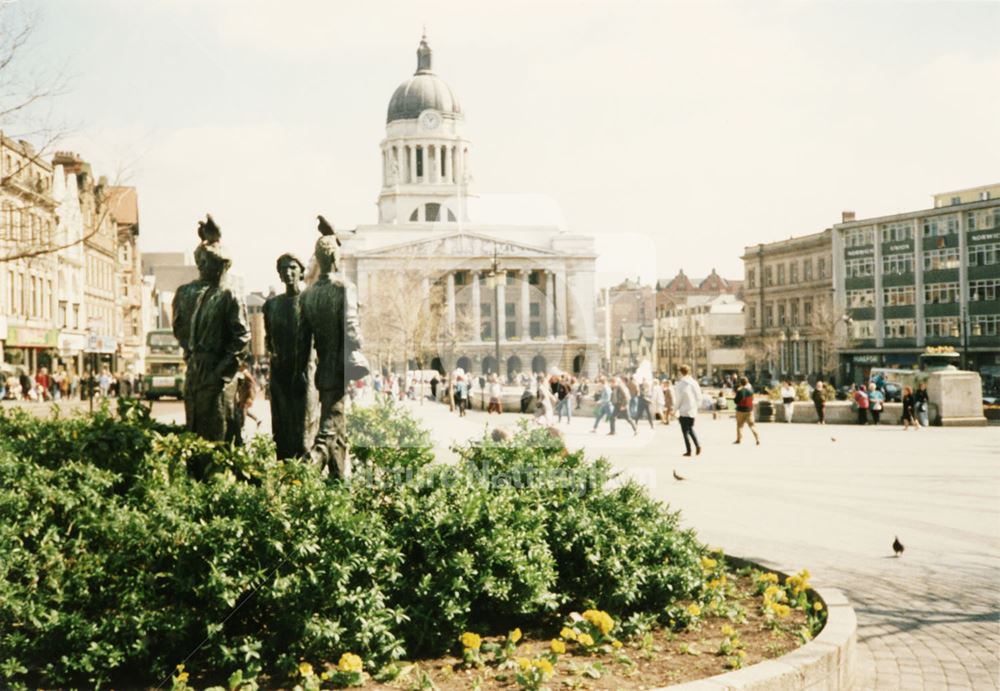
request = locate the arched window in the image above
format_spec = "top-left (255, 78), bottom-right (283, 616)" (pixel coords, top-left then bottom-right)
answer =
top-left (425, 203), bottom-right (440, 222)
top-left (409, 208), bottom-right (419, 222)
top-left (447, 208), bottom-right (457, 221)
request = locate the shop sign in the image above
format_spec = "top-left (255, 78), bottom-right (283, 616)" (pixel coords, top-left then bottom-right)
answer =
top-left (851, 354), bottom-right (879, 363)
top-left (886, 242), bottom-right (912, 253)
top-left (59, 333), bottom-right (88, 355)
top-left (5, 327), bottom-right (59, 348)
top-left (970, 231), bottom-right (1000, 244)
top-left (845, 247), bottom-right (874, 258)
top-left (85, 333), bottom-right (118, 354)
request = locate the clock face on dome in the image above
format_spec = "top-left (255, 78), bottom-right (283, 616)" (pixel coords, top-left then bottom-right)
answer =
top-left (420, 110), bottom-right (442, 130)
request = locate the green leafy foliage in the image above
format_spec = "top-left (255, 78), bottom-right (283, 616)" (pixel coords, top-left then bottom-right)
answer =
top-left (0, 405), bottom-right (707, 688)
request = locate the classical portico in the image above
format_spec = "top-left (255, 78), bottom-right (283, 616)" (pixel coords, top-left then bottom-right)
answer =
top-left (340, 35), bottom-right (599, 379)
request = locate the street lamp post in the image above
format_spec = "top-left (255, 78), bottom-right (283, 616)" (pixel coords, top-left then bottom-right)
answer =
top-left (486, 245), bottom-right (504, 382)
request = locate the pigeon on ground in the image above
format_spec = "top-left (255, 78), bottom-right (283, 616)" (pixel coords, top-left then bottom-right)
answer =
top-left (673, 469), bottom-right (686, 482)
top-left (892, 536), bottom-right (904, 557)
top-left (830, 437), bottom-right (837, 442)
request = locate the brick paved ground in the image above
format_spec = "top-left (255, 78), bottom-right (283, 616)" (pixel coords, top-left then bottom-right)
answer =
top-left (398, 400), bottom-right (1000, 691)
top-left (9, 396), bottom-right (996, 689)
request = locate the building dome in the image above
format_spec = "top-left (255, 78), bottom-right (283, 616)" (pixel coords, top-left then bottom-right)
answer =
top-left (386, 34), bottom-right (462, 123)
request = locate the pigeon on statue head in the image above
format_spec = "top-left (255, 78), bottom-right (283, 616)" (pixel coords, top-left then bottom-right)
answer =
top-left (317, 215), bottom-right (341, 245)
top-left (198, 214), bottom-right (221, 245)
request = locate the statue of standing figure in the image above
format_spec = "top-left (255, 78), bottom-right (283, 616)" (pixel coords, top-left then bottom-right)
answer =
top-left (299, 216), bottom-right (369, 478)
top-left (172, 215), bottom-right (250, 443)
top-left (263, 253), bottom-right (315, 459)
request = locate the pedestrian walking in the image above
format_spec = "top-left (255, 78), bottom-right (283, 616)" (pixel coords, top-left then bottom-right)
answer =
top-left (853, 384), bottom-right (869, 425)
top-left (811, 381), bottom-right (826, 424)
top-left (651, 379), bottom-right (665, 421)
top-left (732, 376), bottom-right (760, 445)
top-left (555, 374), bottom-right (573, 423)
top-left (674, 365), bottom-right (702, 456)
top-left (236, 363), bottom-right (261, 430)
top-left (868, 382), bottom-right (884, 425)
top-left (535, 375), bottom-right (555, 425)
top-left (635, 380), bottom-right (655, 429)
top-left (780, 380), bottom-right (796, 423)
top-left (609, 376), bottom-right (638, 436)
top-left (487, 374), bottom-right (502, 414)
top-left (591, 377), bottom-right (613, 432)
top-left (454, 375), bottom-right (468, 417)
top-left (520, 378), bottom-right (534, 414)
top-left (915, 382), bottom-right (930, 427)
top-left (662, 379), bottom-right (674, 425)
top-left (430, 374), bottom-right (440, 401)
top-left (901, 386), bottom-right (919, 431)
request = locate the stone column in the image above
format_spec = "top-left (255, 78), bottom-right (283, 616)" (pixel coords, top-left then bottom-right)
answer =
top-left (471, 271), bottom-right (481, 342)
top-left (395, 145), bottom-right (404, 185)
top-left (914, 219), bottom-right (925, 347)
top-left (446, 272), bottom-right (456, 332)
top-left (444, 144), bottom-right (453, 183)
top-left (520, 270), bottom-right (531, 339)
top-left (408, 145), bottom-right (417, 184)
top-left (555, 269), bottom-right (567, 341)
top-left (497, 278), bottom-right (507, 342)
top-left (547, 271), bottom-right (557, 339)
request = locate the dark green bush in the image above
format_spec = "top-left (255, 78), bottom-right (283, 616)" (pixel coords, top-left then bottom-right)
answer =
top-left (0, 403), bottom-right (708, 689)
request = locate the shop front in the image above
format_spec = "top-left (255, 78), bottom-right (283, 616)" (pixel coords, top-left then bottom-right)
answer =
top-left (57, 332), bottom-right (88, 375)
top-left (3, 325), bottom-right (60, 374)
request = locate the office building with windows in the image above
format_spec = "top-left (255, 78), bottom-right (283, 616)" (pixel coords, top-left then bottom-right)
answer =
top-left (832, 185), bottom-right (1000, 392)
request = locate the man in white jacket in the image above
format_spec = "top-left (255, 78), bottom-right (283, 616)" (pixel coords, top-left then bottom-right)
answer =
top-left (674, 365), bottom-right (702, 456)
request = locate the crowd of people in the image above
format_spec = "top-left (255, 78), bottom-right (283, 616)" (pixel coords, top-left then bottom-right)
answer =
top-left (1, 366), bottom-right (141, 402)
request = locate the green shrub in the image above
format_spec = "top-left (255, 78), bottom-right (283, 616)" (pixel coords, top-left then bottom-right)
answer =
top-left (0, 403), bottom-right (708, 688)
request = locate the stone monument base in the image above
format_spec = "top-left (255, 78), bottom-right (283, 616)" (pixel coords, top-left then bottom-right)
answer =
top-left (926, 370), bottom-right (987, 427)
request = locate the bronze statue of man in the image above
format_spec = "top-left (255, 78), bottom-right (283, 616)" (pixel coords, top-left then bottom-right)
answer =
top-left (300, 217), bottom-right (369, 478)
top-left (172, 243), bottom-right (209, 425)
top-left (176, 216), bottom-right (250, 442)
top-left (263, 253), bottom-right (313, 459)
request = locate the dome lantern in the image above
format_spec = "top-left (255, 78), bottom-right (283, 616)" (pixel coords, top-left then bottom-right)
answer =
top-left (386, 33), bottom-right (462, 123)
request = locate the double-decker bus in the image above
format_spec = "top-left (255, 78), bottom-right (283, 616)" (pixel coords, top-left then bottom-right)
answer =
top-left (143, 330), bottom-right (185, 400)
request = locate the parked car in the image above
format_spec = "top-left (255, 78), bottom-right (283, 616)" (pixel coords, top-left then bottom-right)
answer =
top-left (883, 382), bottom-right (902, 402)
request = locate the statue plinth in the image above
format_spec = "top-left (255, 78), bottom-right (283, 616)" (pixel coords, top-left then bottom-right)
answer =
top-left (926, 370), bottom-right (987, 427)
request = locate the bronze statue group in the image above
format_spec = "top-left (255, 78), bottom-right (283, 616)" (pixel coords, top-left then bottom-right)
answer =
top-left (171, 215), bottom-right (368, 480)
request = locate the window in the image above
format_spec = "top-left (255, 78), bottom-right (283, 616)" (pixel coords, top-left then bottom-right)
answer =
top-left (980, 191), bottom-right (992, 201)
top-left (882, 253), bottom-right (914, 275)
top-left (883, 319), bottom-right (916, 339)
top-left (844, 227), bottom-right (874, 247)
top-left (845, 257), bottom-right (874, 278)
top-left (777, 264), bottom-right (785, 285)
top-left (789, 262), bottom-right (798, 284)
top-left (764, 303), bottom-right (773, 327)
top-left (923, 247), bottom-right (960, 271)
top-left (425, 203), bottom-right (440, 222)
top-left (73, 304), bottom-right (80, 329)
top-left (778, 303), bottom-right (786, 326)
top-left (925, 316), bottom-right (959, 338)
top-left (968, 243), bottom-right (1000, 267)
top-left (950, 196), bottom-right (961, 206)
top-left (883, 286), bottom-right (916, 306)
top-left (529, 301), bottom-right (541, 338)
top-left (416, 147), bottom-right (423, 177)
top-left (847, 288), bottom-right (875, 309)
top-left (971, 314), bottom-right (999, 337)
top-left (747, 268), bottom-right (756, 289)
top-left (818, 257), bottom-right (826, 279)
top-left (850, 320), bottom-right (876, 339)
top-left (748, 305), bottom-right (756, 327)
top-left (922, 215), bottom-right (958, 238)
top-left (969, 279), bottom-right (1000, 302)
top-left (505, 302), bottom-right (516, 338)
top-left (803, 300), bottom-right (812, 324)
top-left (764, 266), bottom-right (773, 287)
top-left (880, 221), bottom-right (914, 243)
top-left (924, 282), bottom-right (960, 304)
top-left (791, 299), bottom-right (799, 325)
top-left (803, 259), bottom-right (813, 281)
top-left (480, 303), bottom-right (492, 339)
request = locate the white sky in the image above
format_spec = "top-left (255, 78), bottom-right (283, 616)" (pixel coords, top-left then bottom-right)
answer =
top-left (12, 0), bottom-right (1000, 292)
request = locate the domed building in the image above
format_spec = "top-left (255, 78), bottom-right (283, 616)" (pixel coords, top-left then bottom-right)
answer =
top-left (340, 34), bottom-right (599, 381)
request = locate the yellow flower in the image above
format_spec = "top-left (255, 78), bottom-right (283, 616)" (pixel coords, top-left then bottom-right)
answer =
top-left (517, 657), bottom-right (531, 671)
top-left (813, 601), bottom-right (824, 612)
top-left (687, 603), bottom-right (701, 617)
top-left (533, 658), bottom-right (554, 676)
top-left (460, 632), bottom-right (482, 650)
top-left (700, 556), bottom-right (718, 571)
top-left (774, 604), bottom-right (791, 618)
top-left (298, 662), bottom-right (314, 677)
top-left (612, 640), bottom-right (623, 649)
top-left (337, 653), bottom-right (363, 674)
top-left (577, 633), bottom-right (595, 647)
top-left (762, 572), bottom-right (779, 584)
top-left (707, 578), bottom-right (720, 589)
top-left (764, 585), bottom-right (781, 601)
top-left (550, 639), bottom-right (566, 654)
top-left (721, 624), bottom-right (736, 637)
top-left (560, 627), bottom-right (577, 641)
top-left (800, 568), bottom-right (811, 580)
top-left (509, 627), bottom-right (522, 644)
top-left (582, 609), bottom-right (614, 635)
top-left (176, 672), bottom-right (190, 683)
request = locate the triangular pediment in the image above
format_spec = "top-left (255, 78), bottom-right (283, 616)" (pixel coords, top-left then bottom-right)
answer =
top-left (357, 231), bottom-right (559, 258)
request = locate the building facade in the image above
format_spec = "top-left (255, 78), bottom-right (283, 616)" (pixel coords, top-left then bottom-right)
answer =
top-left (341, 35), bottom-right (599, 380)
top-left (109, 187), bottom-right (144, 372)
top-left (1, 135), bottom-right (59, 373)
top-left (597, 278), bottom-right (655, 375)
top-left (741, 229), bottom-right (835, 383)
top-left (833, 186), bottom-right (1000, 393)
top-left (657, 294), bottom-right (745, 381)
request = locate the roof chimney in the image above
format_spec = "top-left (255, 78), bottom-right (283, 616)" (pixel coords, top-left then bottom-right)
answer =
top-left (842, 211), bottom-right (856, 223)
